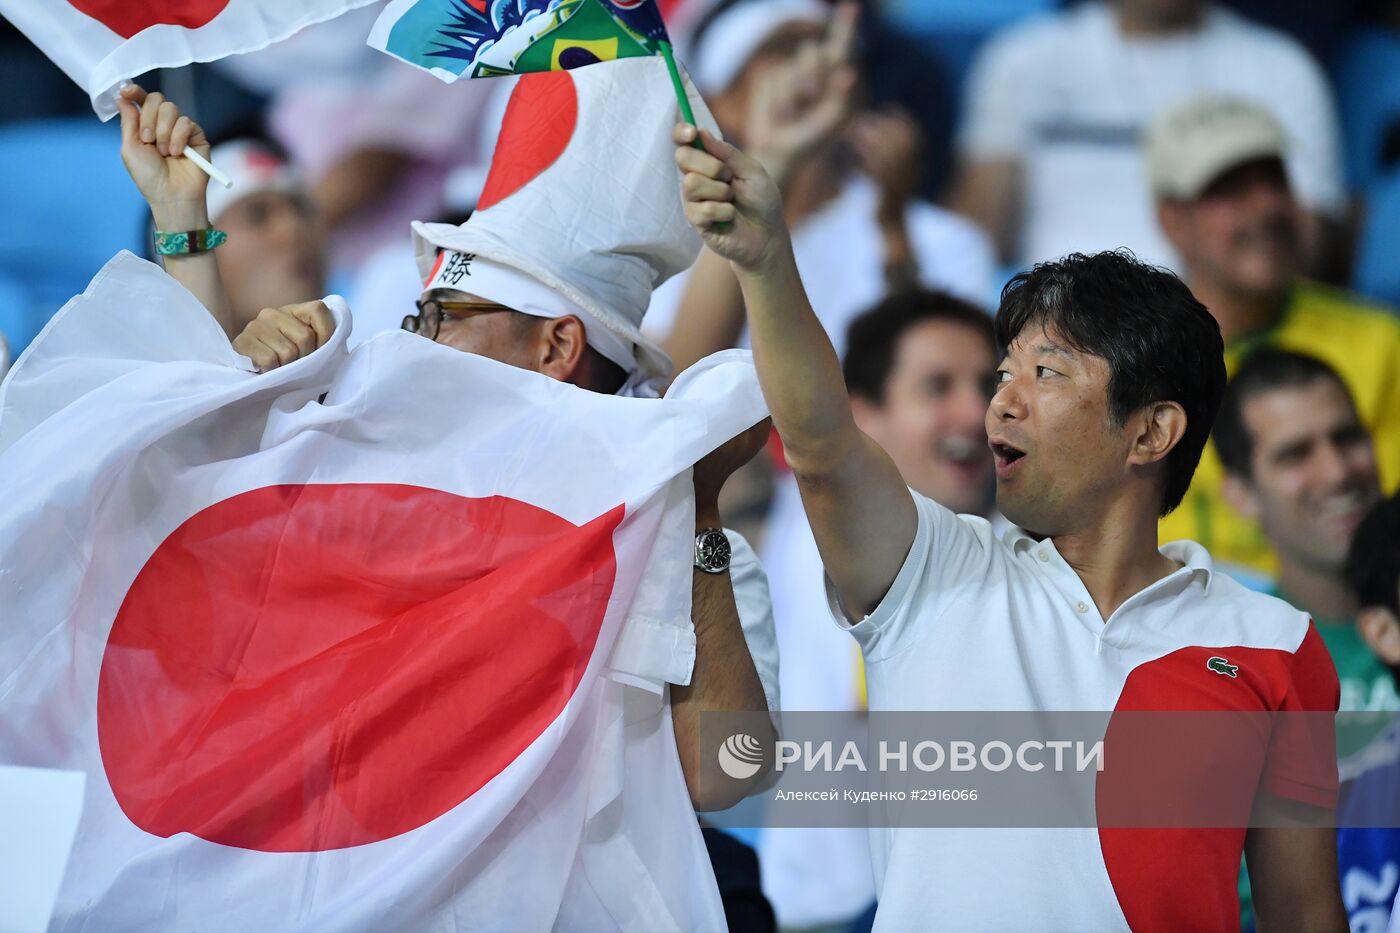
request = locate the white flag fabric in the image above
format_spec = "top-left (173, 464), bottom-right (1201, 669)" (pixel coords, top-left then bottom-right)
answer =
top-left (0, 251), bottom-right (767, 930)
top-left (0, 0), bottom-right (376, 119)
top-left (412, 56), bottom-right (719, 383)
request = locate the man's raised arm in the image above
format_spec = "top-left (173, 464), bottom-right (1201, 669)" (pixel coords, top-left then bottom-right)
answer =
top-left (673, 124), bottom-right (916, 618)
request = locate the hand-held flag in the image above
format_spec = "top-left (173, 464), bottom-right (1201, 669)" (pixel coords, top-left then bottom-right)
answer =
top-left (0, 252), bottom-right (766, 929)
top-left (0, 0), bottom-right (377, 119)
top-left (369, 0), bottom-right (672, 81)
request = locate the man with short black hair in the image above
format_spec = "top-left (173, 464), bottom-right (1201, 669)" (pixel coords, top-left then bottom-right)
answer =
top-left (841, 288), bottom-right (997, 517)
top-left (1216, 349), bottom-right (1399, 794)
top-left (1213, 349), bottom-right (1397, 716)
top-left (676, 118), bottom-right (1347, 929)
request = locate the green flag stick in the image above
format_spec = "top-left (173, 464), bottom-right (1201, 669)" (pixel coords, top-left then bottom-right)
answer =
top-left (660, 41), bottom-right (704, 151)
top-left (660, 39), bottom-right (729, 228)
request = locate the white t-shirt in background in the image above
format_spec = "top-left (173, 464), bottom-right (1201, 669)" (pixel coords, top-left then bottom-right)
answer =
top-left (644, 175), bottom-right (996, 349)
top-left (958, 0), bottom-right (1345, 271)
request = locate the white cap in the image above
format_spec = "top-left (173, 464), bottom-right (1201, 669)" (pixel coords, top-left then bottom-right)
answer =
top-left (1144, 95), bottom-right (1289, 200)
top-left (689, 0), bottom-right (829, 95)
top-left (413, 57), bottom-right (721, 382)
top-left (422, 250), bottom-right (637, 374)
top-left (204, 140), bottom-right (304, 223)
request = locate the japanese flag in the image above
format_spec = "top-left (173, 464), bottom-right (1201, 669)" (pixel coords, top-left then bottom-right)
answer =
top-left (0, 252), bottom-right (766, 930)
top-left (0, 0), bottom-right (376, 119)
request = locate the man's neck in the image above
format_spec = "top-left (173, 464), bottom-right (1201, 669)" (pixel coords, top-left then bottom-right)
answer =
top-left (1048, 498), bottom-right (1180, 620)
top-left (1276, 554), bottom-right (1358, 621)
top-left (1115, 1), bottom-right (1204, 37)
top-left (1187, 275), bottom-right (1286, 343)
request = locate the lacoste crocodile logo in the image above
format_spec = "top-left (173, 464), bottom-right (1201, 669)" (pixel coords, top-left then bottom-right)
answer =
top-left (1206, 656), bottom-right (1239, 678)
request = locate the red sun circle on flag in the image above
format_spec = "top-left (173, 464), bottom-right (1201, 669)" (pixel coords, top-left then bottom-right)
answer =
top-left (97, 484), bottom-right (623, 853)
top-left (66, 0), bottom-right (232, 39)
top-left (476, 71), bottom-right (579, 212)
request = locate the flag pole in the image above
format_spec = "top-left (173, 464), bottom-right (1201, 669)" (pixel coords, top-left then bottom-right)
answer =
top-left (659, 41), bottom-right (704, 150)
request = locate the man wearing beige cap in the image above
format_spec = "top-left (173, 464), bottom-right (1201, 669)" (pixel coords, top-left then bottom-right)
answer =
top-left (1149, 94), bottom-right (1400, 579)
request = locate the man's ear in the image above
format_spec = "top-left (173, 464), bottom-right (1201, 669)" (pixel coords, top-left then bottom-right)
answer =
top-left (1358, 607), bottom-right (1400, 666)
top-left (536, 315), bottom-right (589, 383)
top-left (1127, 401), bottom-right (1187, 468)
top-left (1221, 470), bottom-right (1262, 522)
top-left (1157, 199), bottom-right (1192, 254)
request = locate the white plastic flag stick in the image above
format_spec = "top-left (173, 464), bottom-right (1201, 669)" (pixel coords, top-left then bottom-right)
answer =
top-left (183, 147), bottom-right (232, 189)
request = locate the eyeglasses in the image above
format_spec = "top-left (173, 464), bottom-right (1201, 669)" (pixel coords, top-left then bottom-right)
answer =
top-left (402, 298), bottom-right (514, 342)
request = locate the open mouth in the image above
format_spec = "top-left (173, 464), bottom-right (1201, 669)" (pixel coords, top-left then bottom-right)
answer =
top-left (989, 440), bottom-right (1026, 476)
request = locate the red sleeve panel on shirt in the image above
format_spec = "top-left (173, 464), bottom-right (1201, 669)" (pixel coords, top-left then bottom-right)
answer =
top-left (1261, 621), bottom-right (1341, 809)
top-left (1096, 630), bottom-right (1339, 933)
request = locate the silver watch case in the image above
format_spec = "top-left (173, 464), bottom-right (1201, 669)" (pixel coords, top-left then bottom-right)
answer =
top-left (694, 528), bottom-right (732, 574)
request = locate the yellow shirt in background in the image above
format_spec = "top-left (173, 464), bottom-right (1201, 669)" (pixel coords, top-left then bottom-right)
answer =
top-left (1159, 281), bottom-right (1400, 576)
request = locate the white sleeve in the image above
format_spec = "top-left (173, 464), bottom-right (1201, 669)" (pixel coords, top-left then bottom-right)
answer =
top-left (955, 23), bottom-right (1041, 158)
top-left (725, 529), bottom-right (780, 716)
top-left (1266, 45), bottom-right (1346, 217)
top-left (825, 490), bottom-right (994, 662)
top-left (910, 206), bottom-right (997, 309)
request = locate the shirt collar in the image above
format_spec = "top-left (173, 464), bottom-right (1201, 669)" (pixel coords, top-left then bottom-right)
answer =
top-left (1159, 539), bottom-right (1216, 595)
top-left (1003, 525), bottom-right (1041, 553)
top-left (1004, 528), bottom-right (1217, 594)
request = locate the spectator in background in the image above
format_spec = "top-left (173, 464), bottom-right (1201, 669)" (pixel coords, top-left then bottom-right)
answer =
top-left (1338, 494), bottom-right (1400, 931)
top-left (181, 139), bottom-right (326, 339)
top-left (1149, 95), bottom-right (1400, 578)
top-left (211, 3), bottom-right (498, 276)
top-left (649, 0), bottom-right (993, 367)
top-left (949, 0), bottom-right (1345, 275)
top-left (759, 290), bottom-right (1000, 931)
top-left (1347, 495), bottom-right (1400, 710)
top-left (1213, 350), bottom-right (1396, 717)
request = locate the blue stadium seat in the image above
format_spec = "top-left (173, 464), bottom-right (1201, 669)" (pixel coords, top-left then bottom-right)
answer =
top-left (0, 117), bottom-right (147, 356)
top-left (1333, 28), bottom-right (1400, 193)
top-left (1353, 167), bottom-right (1400, 310)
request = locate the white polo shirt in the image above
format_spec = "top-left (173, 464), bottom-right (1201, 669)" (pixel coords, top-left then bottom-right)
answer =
top-left (832, 490), bottom-right (1340, 932)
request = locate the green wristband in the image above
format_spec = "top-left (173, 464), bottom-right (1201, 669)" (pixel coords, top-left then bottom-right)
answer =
top-left (154, 229), bottom-right (228, 256)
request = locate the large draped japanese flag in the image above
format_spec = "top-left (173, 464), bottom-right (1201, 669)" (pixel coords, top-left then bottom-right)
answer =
top-left (0, 0), bottom-right (376, 119)
top-left (0, 252), bottom-right (766, 930)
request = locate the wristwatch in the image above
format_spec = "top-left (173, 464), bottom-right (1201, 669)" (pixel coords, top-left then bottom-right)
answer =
top-left (694, 528), bottom-right (732, 574)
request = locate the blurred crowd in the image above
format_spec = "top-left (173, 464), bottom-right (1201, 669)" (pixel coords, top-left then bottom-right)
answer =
top-left (3, 0), bottom-right (1400, 930)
